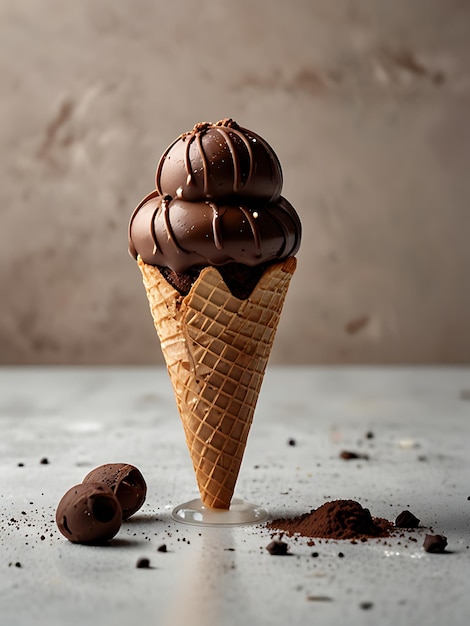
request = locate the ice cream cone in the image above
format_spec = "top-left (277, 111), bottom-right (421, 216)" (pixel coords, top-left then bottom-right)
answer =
top-left (138, 255), bottom-right (296, 509)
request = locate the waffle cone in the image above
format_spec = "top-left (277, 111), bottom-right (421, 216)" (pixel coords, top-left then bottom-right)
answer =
top-left (138, 256), bottom-right (296, 509)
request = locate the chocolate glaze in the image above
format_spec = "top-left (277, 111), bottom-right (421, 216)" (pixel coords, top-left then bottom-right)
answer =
top-left (56, 483), bottom-right (122, 544)
top-left (155, 119), bottom-right (283, 203)
top-left (129, 191), bottom-right (301, 273)
top-left (83, 463), bottom-right (147, 519)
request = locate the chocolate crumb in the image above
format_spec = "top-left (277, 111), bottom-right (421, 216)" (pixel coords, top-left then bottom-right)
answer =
top-left (287, 438), bottom-right (297, 446)
top-left (365, 431), bottom-right (374, 439)
top-left (360, 602), bottom-right (374, 610)
top-left (311, 551), bottom-right (319, 557)
top-left (345, 315), bottom-right (370, 334)
top-left (338, 552), bottom-right (345, 558)
top-left (266, 540), bottom-right (289, 555)
top-left (395, 510), bottom-right (420, 528)
top-left (157, 544), bottom-right (167, 553)
top-left (423, 534), bottom-right (447, 553)
top-left (136, 557), bottom-right (151, 568)
top-left (40, 457), bottom-right (49, 465)
top-left (339, 450), bottom-right (369, 461)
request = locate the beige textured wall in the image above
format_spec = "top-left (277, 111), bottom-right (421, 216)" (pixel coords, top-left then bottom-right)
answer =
top-left (1, 0), bottom-right (469, 365)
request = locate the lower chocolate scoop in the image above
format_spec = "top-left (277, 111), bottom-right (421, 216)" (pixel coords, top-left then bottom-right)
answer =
top-left (128, 192), bottom-right (301, 274)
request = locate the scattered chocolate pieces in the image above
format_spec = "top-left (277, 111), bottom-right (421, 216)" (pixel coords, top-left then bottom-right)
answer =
top-left (83, 463), bottom-right (147, 519)
top-left (340, 450), bottom-right (369, 461)
top-left (266, 540), bottom-right (289, 555)
top-left (395, 510), bottom-right (420, 528)
top-left (56, 483), bottom-right (122, 544)
top-left (423, 534), bottom-right (448, 553)
top-left (136, 557), bottom-right (151, 569)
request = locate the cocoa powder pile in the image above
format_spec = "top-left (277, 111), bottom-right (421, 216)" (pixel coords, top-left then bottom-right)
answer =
top-left (267, 500), bottom-right (393, 540)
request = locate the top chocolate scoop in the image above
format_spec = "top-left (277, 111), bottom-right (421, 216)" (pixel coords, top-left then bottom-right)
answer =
top-left (155, 118), bottom-right (283, 203)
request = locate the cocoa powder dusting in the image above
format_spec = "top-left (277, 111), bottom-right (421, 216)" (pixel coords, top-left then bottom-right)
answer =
top-left (267, 500), bottom-right (393, 540)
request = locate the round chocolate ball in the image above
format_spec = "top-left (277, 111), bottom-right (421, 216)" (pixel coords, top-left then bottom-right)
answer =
top-left (56, 483), bottom-right (122, 544)
top-left (83, 463), bottom-right (147, 519)
top-left (155, 119), bottom-right (283, 203)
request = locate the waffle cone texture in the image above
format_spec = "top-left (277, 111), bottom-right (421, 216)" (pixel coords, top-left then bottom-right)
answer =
top-left (138, 256), bottom-right (296, 509)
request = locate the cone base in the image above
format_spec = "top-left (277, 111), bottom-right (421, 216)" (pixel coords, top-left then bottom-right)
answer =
top-left (171, 498), bottom-right (267, 527)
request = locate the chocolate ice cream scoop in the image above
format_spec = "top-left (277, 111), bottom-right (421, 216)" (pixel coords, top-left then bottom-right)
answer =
top-left (83, 463), bottom-right (147, 519)
top-left (155, 119), bottom-right (283, 203)
top-left (129, 118), bottom-right (301, 299)
top-left (129, 191), bottom-right (300, 273)
top-left (56, 483), bottom-right (122, 544)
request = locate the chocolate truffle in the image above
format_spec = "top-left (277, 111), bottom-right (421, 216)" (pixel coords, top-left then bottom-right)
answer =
top-left (155, 119), bottom-right (283, 203)
top-left (56, 483), bottom-right (122, 544)
top-left (83, 463), bottom-right (147, 519)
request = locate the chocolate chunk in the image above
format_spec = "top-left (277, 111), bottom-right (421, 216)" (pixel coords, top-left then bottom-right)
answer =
top-left (395, 510), bottom-right (420, 528)
top-left (136, 558), bottom-right (151, 569)
top-left (266, 540), bottom-right (289, 555)
top-left (287, 438), bottom-right (297, 446)
top-left (83, 463), bottom-right (147, 519)
top-left (56, 483), bottom-right (122, 544)
top-left (423, 534), bottom-right (448, 553)
top-left (157, 544), bottom-right (167, 553)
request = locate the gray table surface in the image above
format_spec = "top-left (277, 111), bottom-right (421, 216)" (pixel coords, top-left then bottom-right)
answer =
top-left (1, 366), bottom-right (469, 626)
